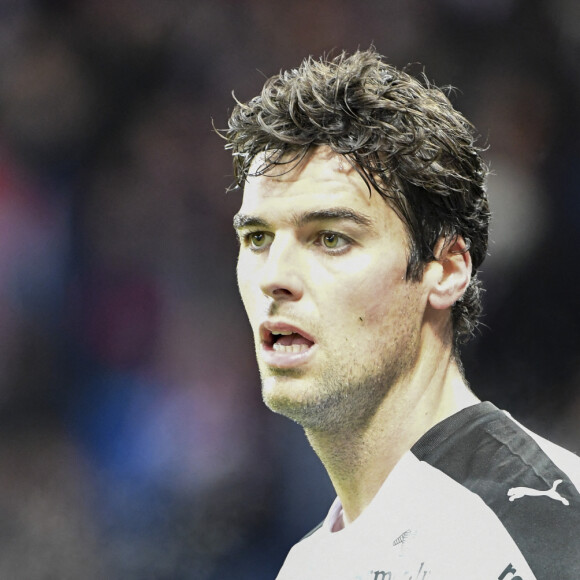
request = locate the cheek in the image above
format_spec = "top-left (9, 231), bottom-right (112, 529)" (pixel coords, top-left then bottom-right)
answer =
top-left (315, 253), bottom-right (390, 308)
top-left (346, 263), bottom-right (405, 315)
top-left (236, 260), bottom-right (256, 315)
top-left (349, 273), bottom-right (422, 339)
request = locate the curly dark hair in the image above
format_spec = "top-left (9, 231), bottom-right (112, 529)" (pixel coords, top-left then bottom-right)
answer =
top-left (224, 49), bottom-right (490, 348)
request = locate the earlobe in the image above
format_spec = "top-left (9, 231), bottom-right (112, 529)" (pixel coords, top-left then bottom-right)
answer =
top-left (428, 236), bottom-right (472, 311)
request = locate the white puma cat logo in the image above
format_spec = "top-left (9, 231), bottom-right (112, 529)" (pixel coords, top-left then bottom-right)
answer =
top-left (507, 479), bottom-right (569, 506)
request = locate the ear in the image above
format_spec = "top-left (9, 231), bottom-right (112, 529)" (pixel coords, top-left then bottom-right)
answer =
top-left (427, 236), bottom-right (472, 311)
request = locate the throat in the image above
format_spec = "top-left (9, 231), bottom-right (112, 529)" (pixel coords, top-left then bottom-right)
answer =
top-left (306, 426), bottom-right (397, 527)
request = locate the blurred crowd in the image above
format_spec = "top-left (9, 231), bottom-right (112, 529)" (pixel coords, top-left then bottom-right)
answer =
top-left (0, 0), bottom-right (578, 577)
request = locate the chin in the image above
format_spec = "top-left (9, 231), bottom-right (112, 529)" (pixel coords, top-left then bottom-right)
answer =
top-left (262, 378), bottom-right (317, 421)
top-left (262, 384), bottom-right (356, 432)
top-left (264, 398), bottom-right (325, 429)
top-left (261, 374), bottom-right (304, 403)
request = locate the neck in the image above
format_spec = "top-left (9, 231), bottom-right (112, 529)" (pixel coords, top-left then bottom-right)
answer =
top-left (304, 346), bottom-right (479, 527)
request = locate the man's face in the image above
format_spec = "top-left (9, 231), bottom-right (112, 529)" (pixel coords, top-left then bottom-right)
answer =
top-left (235, 147), bottom-right (431, 431)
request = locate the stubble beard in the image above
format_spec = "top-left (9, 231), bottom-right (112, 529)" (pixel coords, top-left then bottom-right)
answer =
top-left (260, 343), bottom-right (417, 433)
top-left (258, 282), bottom-right (425, 434)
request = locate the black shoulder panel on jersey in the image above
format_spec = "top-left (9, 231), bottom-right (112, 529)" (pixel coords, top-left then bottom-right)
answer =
top-left (411, 402), bottom-right (580, 579)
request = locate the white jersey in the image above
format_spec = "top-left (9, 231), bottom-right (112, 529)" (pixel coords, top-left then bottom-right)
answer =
top-left (277, 402), bottom-right (580, 580)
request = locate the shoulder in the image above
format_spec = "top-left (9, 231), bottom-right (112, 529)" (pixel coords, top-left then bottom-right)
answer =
top-left (412, 402), bottom-right (580, 579)
top-left (510, 414), bottom-right (580, 490)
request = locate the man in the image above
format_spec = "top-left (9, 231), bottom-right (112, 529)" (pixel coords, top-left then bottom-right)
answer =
top-left (223, 49), bottom-right (580, 579)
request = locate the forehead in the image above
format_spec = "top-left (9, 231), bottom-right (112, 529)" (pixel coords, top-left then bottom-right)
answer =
top-left (239, 147), bottom-right (401, 229)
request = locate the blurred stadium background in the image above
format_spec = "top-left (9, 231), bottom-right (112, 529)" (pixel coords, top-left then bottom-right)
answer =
top-left (0, 0), bottom-right (578, 577)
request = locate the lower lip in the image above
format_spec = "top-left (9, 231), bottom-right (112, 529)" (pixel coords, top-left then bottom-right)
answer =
top-left (260, 343), bottom-right (317, 369)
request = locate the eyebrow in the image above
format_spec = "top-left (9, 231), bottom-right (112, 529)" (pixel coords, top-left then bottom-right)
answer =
top-left (292, 208), bottom-right (373, 228)
top-left (233, 208), bottom-right (373, 231)
top-left (233, 214), bottom-right (270, 230)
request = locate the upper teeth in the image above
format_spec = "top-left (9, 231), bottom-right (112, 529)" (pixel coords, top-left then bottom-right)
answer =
top-left (272, 331), bottom-right (293, 336)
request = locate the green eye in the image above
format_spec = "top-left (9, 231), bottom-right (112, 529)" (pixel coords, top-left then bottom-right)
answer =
top-left (246, 231), bottom-right (272, 250)
top-left (250, 232), bottom-right (266, 247)
top-left (322, 233), bottom-right (339, 248)
top-left (318, 232), bottom-right (351, 253)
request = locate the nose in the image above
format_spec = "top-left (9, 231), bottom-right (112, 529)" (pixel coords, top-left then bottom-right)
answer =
top-left (259, 236), bottom-right (304, 301)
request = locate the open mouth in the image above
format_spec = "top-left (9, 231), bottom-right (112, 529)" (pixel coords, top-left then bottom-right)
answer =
top-left (264, 330), bottom-right (315, 354)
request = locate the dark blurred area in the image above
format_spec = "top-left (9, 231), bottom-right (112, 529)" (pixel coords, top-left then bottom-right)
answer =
top-left (0, 0), bottom-right (578, 577)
